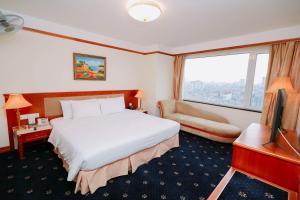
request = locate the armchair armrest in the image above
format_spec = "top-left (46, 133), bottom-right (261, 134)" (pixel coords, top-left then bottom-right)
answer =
top-left (158, 100), bottom-right (176, 118)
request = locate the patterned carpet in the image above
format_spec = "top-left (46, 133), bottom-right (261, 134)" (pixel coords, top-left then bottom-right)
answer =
top-left (0, 131), bottom-right (286, 200)
top-left (0, 132), bottom-right (232, 200)
top-left (219, 171), bottom-right (288, 200)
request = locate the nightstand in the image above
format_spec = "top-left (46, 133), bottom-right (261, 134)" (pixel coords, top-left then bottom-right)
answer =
top-left (135, 109), bottom-right (148, 114)
top-left (13, 125), bottom-right (52, 160)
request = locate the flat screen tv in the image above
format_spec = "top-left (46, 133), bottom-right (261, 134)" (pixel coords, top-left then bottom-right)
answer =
top-left (269, 88), bottom-right (286, 143)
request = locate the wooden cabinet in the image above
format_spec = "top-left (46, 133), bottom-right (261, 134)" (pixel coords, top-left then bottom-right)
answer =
top-left (232, 123), bottom-right (300, 193)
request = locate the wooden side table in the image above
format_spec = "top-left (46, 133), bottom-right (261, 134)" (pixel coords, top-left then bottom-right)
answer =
top-left (232, 123), bottom-right (300, 193)
top-left (13, 125), bottom-right (52, 160)
top-left (209, 123), bottom-right (300, 200)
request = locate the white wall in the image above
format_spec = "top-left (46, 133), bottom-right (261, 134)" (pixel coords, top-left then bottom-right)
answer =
top-left (0, 30), bottom-right (148, 148)
top-left (140, 54), bottom-right (174, 116)
top-left (0, 31), bottom-right (145, 93)
top-left (155, 54), bottom-right (174, 106)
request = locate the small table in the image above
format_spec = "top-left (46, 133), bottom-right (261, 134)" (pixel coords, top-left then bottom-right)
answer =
top-left (13, 125), bottom-right (52, 160)
top-left (232, 123), bottom-right (300, 193)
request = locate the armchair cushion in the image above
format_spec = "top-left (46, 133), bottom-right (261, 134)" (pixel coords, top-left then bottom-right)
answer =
top-left (175, 101), bottom-right (229, 123)
top-left (166, 113), bottom-right (240, 137)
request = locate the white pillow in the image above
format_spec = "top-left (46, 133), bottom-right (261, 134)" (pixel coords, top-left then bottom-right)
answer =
top-left (60, 100), bottom-right (73, 119)
top-left (99, 96), bottom-right (125, 115)
top-left (71, 99), bottom-right (102, 119)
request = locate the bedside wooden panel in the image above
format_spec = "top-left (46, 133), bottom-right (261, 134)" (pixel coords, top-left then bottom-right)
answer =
top-left (22, 130), bottom-right (50, 143)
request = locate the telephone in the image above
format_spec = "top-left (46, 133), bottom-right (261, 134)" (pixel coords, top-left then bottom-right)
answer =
top-left (37, 118), bottom-right (49, 126)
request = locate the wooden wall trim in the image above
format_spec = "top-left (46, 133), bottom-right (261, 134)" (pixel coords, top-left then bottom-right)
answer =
top-left (23, 27), bottom-right (174, 56)
top-left (207, 168), bottom-right (235, 200)
top-left (23, 27), bottom-right (146, 55)
top-left (23, 27), bottom-right (300, 57)
top-left (144, 51), bottom-right (175, 56)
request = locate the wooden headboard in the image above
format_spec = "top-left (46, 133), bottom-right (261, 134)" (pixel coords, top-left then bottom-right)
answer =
top-left (4, 90), bottom-right (138, 150)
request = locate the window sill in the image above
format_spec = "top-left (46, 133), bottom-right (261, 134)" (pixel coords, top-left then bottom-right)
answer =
top-left (183, 99), bottom-right (262, 113)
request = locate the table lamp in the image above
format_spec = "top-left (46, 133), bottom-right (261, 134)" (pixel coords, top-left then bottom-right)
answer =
top-left (266, 77), bottom-right (296, 94)
top-left (135, 90), bottom-right (144, 110)
top-left (4, 94), bottom-right (32, 129)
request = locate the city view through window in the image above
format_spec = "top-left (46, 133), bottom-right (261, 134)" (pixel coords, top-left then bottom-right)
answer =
top-left (183, 52), bottom-right (269, 110)
top-left (251, 54), bottom-right (269, 109)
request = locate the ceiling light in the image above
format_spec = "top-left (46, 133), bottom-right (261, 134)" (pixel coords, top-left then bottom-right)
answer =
top-left (128, 1), bottom-right (162, 22)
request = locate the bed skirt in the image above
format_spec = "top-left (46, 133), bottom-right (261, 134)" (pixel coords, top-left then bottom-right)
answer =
top-left (55, 134), bottom-right (179, 195)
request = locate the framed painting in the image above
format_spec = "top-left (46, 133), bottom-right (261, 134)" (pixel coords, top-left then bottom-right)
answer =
top-left (73, 53), bottom-right (106, 80)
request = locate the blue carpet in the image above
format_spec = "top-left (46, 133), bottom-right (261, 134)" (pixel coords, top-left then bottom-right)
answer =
top-left (218, 171), bottom-right (288, 200)
top-left (0, 131), bottom-right (236, 200)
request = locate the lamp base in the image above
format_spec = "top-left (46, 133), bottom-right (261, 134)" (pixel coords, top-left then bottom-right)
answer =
top-left (16, 108), bottom-right (22, 130)
top-left (137, 98), bottom-right (142, 110)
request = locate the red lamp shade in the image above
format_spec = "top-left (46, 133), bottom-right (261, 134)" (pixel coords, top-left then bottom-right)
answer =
top-left (135, 90), bottom-right (144, 98)
top-left (266, 77), bottom-right (296, 93)
top-left (4, 94), bottom-right (32, 129)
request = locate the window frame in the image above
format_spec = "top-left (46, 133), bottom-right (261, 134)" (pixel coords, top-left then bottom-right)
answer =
top-left (182, 46), bottom-right (270, 112)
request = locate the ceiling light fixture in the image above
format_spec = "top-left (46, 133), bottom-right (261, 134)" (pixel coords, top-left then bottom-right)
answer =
top-left (128, 0), bottom-right (162, 22)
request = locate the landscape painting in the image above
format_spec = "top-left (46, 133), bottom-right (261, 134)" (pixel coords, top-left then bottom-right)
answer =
top-left (73, 53), bottom-right (106, 80)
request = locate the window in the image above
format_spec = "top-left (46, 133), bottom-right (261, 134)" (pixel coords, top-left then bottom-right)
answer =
top-left (182, 48), bottom-right (269, 111)
top-left (250, 54), bottom-right (269, 110)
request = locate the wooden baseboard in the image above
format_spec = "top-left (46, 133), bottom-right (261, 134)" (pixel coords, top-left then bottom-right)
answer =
top-left (0, 146), bottom-right (10, 153)
top-left (207, 167), bottom-right (235, 200)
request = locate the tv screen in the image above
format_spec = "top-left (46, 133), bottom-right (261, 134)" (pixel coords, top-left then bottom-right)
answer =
top-left (270, 89), bottom-right (286, 143)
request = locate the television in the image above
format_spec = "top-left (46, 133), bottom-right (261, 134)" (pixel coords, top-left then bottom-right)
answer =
top-left (269, 88), bottom-right (286, 143)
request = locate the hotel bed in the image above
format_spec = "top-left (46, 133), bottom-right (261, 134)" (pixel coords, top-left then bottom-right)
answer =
top-left (3, 91), bottom-right (180, 194)
top-left (49, 108), bottom-right (180, 194)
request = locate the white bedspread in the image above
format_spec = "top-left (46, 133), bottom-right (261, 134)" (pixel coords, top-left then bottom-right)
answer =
top-left (48, 110), bottom-right (180, 181)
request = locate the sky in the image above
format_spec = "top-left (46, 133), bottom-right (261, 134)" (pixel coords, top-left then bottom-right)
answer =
top-left (77, 56), bottom-right (104, 67)
top-left (253, 54), bottom-right (269, 84)
top-left (184, 53), bottom-right (269, 84)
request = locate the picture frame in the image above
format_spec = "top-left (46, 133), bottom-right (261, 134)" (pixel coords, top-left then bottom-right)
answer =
top-left (73, 53), bottom-right (106, 81)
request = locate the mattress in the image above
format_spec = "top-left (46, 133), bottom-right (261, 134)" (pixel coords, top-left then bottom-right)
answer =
top-left (48, 109), bottom-right (180, 181)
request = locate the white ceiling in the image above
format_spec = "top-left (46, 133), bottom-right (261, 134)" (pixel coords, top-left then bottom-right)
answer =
top-left (1, 0), bottom-right (300, 48)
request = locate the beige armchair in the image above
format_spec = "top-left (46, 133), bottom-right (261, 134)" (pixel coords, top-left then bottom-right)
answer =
top-left (158, 100), bottom-right (241, 143)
